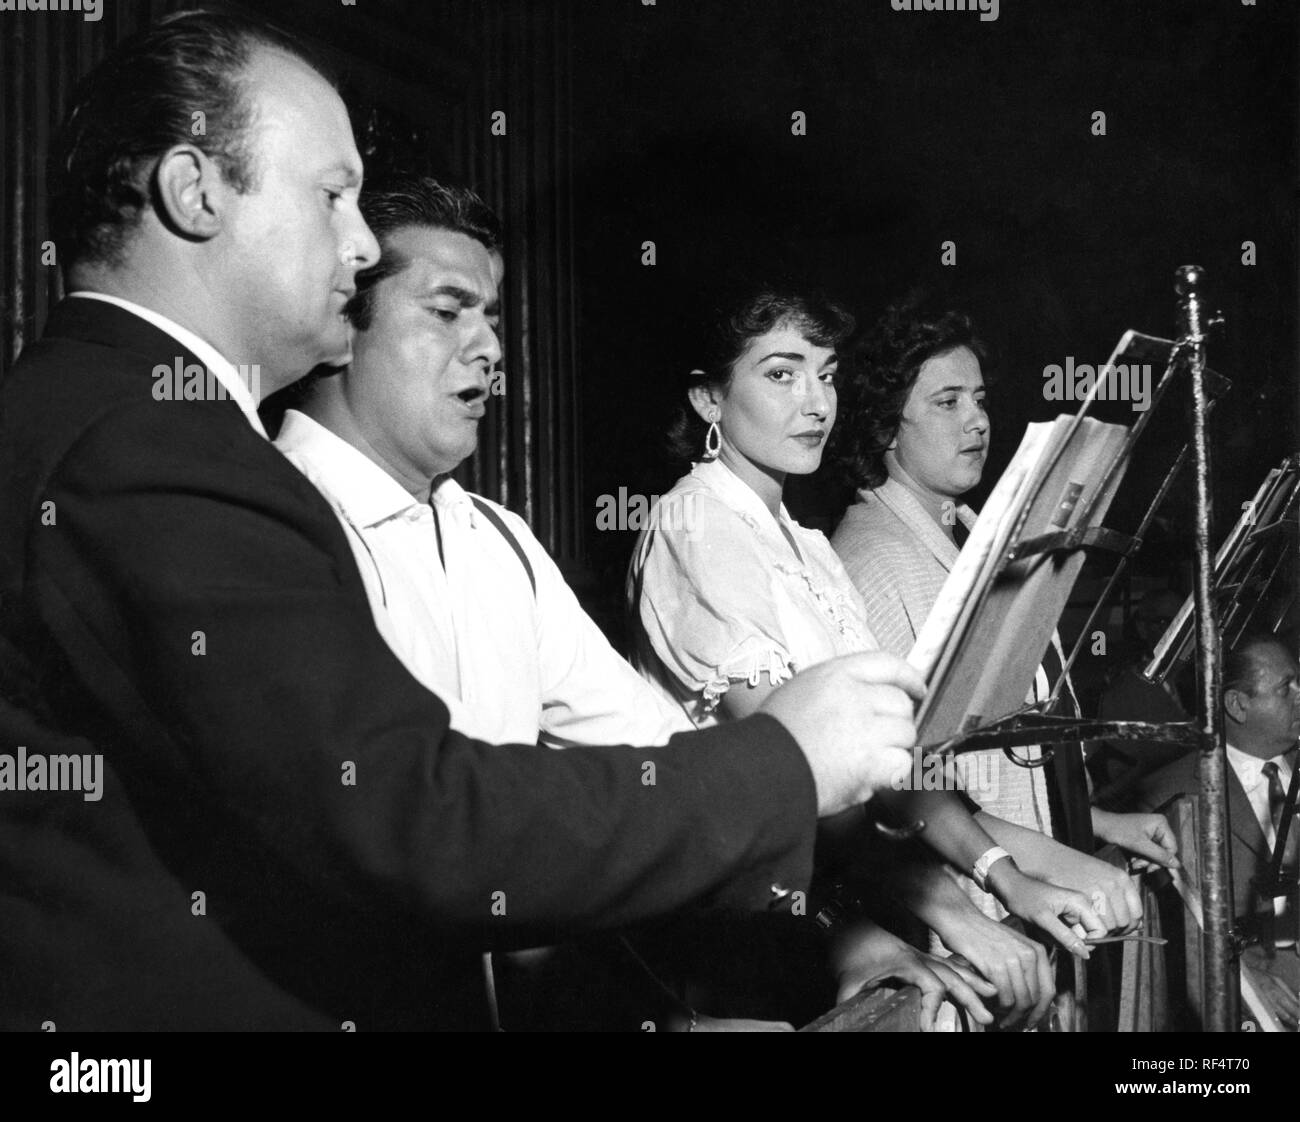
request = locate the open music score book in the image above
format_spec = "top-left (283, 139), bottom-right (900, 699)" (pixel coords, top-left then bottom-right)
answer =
top-left (908, 414), bottom-right (1130, 745)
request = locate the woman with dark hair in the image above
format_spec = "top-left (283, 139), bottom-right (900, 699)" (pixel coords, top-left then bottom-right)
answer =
top-left (627, 286), bottom-right (1136, 1027)
top-left (631, 287), bottom-right (871, 725)
top-left (832, 300), bottom-right (1181, 927)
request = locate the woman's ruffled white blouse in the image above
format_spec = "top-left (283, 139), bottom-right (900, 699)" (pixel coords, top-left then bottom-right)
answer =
top-left (626, 459), bottom-right (878, 727)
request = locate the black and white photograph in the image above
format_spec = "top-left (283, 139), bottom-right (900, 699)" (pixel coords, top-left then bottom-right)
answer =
top-left (0, 0), bottom-right (1296, 1094)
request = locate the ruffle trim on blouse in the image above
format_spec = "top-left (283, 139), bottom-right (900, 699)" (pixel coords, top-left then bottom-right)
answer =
top-left (699, 644), bottom-right (795, 713)
top-left (773, 560), bottom-right (868, 648)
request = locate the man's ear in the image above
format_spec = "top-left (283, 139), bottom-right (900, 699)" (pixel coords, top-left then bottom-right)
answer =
top-left (153, 145), bottom-right (225, 240)
top-left (1223, 688), bottom-right (1249, 727)
top-left (687, 382), bottom-right (721, 422)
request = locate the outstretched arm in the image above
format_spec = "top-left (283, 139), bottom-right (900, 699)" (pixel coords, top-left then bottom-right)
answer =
top-left (29, 401), bottom-right (819, 942)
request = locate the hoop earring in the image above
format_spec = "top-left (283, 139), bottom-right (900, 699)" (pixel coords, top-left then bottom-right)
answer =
top-left (704, 418), bottom-right (722, 461)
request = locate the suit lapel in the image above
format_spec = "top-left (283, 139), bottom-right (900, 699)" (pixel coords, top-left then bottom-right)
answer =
top-left (1226, 766), bottom-right (1270, 861)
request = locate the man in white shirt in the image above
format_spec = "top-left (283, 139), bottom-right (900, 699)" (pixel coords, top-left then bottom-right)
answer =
top-left (275, 176), bottom-right (689, 749)
top-left (1141, 634), bottom-right (1300, 1028)
top-left (272, 175), bottom-right (1001, 1030)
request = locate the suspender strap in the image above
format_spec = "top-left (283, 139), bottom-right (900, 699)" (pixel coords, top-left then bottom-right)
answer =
top-left (469, 496), bottom-right (536, 596)
top-left (467, 492), bottom-right (534, 1030)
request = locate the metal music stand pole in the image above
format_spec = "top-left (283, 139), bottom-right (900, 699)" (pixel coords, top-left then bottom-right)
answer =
top-left (1177, 264), bottom-right (1237, 1032)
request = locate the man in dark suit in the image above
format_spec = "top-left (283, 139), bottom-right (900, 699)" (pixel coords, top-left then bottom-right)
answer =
top-left (0, 11), bottom-right (925, 1030)
top-left (1139, 635), bottom-right (1300, 1029)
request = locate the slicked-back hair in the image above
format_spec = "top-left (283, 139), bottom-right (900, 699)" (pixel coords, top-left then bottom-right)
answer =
top-left (666, 286), bottom-right (855, 467)
top-left (51, 10), bottom-right (328, 270)
top-left (1223, 634), bottom-right (1288, 698)
top-left (345, 175), bottom-right (504, 331)
top-left (835, 299), bottom-right (988, 490)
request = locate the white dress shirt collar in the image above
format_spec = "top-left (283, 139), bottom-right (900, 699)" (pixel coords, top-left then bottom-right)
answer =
top-left (276, 409), bottom-right (428, 529)
top-left (68, 291), bottom-right (268, 439)
top-left (429, 474), bottom-right (477, 517)
top-left (1227, 742), bottom-right (1295, 792)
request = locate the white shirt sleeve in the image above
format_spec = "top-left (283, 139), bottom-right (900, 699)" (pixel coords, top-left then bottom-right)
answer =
top-left (631, 489), bottom-right (800, 714)
top-left (496, 508), bottom-right (693, 748)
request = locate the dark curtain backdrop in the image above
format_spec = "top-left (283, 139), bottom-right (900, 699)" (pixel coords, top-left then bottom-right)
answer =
top-left (568, 0), bottom-right (1299, 675)
top-left (4, 0), bottom-right (1297, 674)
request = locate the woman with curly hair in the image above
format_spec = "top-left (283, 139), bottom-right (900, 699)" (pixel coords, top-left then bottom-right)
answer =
top-left (832, 300), bottom-right (1181, 925)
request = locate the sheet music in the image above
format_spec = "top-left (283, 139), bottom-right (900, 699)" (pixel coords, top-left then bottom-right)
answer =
top-left (908, 420), bottom-right (1057, 685)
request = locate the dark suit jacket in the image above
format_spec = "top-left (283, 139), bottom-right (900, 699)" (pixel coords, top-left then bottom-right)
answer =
top-left (1137, 748), bottom-right (1271, 921)
top-left (0, 297), bottom-right (817, 1029)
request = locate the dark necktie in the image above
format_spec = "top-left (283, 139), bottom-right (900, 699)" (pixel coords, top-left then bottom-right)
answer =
top-left (1263, 749), bottom-right (1299, 868)
top-left (1263, 760), bottom-right (1287, 835)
